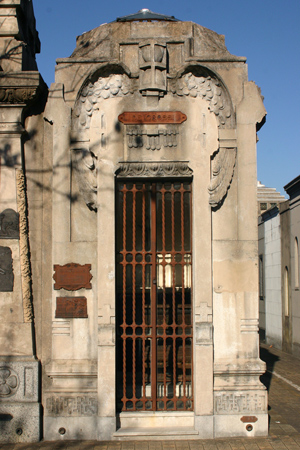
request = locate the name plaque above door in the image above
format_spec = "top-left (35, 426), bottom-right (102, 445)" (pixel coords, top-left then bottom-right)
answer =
top-left (118, 111), bottom-right (187, 125)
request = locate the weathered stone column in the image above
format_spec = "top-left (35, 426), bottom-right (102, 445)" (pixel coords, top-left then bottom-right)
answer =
top-left (0, 0), bottom-right (42, 440)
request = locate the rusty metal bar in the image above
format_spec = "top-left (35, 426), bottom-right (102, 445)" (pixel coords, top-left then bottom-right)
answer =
top-left (151, 183), bottom-right (157, 409)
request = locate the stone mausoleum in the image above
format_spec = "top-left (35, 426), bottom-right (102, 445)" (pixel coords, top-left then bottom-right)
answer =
top-left (0, 1), bottom-right (268, 442)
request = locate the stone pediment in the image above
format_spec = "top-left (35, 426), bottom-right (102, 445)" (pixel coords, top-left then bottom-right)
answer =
top-left (68, 21), bottom-right (245, 65)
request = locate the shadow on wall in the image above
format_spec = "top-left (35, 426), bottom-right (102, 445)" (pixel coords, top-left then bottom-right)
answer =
top-left (259, 346), bottom-right (279, 392)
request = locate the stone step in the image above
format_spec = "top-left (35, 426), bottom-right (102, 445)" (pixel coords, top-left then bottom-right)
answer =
top-left (113, 427), bottom-right (199, 440)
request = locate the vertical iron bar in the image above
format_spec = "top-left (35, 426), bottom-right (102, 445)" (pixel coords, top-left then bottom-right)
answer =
top-left (171, 184), bottom-right (176, 403)
top-left (151, 183), bottom-right (157, 409)
top-left (181, 183), bottom-right (186, 405)
top-left (132, 184), bottom-right (136, 408)
top-left (142, 183), bottom-right (146, 409)
top-left (122, 185), bottom-right (127, 410)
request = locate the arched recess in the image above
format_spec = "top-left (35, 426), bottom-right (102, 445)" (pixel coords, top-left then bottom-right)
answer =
top-left (70, 63), bottom-right (134, 211)
top-left (71, 62), bottom-right (237, 211)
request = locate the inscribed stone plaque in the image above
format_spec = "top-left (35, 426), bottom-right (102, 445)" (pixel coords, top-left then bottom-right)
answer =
top-left (0, 209), bottom-right (19, 239)
top-left (0, 247), bottom-right (14, 292)
top-left (55, 297), bottom-right (88, 318)
top-left (53, 263), bottom-right (92, 290)
top-left (118, 111), bottom-right (187, 125)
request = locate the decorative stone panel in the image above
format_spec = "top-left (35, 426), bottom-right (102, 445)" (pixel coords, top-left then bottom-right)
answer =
top-left (0, 361), bottom-right (39, 403)
top-left (214, 391), bottom-right (267, 414)
top-left (45, 395), bottom-right (98, 417)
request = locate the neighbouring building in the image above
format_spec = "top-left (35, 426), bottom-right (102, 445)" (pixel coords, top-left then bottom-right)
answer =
top-left (258, 176), bottom-right (300, 356)
top-left (257, 181), bottom-right (286, 216)
top-left (0, 1), bottom-right (268, 442)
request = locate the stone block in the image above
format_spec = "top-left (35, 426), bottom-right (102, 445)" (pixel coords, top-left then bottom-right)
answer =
top-left (0, 402), bottom-right (41, 443)
top-left (0, 360), bottom-right (39, 403)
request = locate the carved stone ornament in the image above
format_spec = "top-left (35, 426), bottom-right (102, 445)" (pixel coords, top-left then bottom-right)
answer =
top-left (0, 367), bottom-right (19, 397)
top-left (0, 88), bottom-right (37, 104)
top-left (0, 246), bottom-right (14, 292)
top-left (16, 169), bottom-right (34, 322)
top-left (55, 297), bottom-right (88, 319)
top-left (208, 147), bottom-right (237, 208)
top-left (214, 392), bottom-right (267, 414)
top-left (0, 209), bottom-right (19, 239)
top-left (139, 41), bottom-right (167, 96)
top-left (73, 74), bottom-right (134, 131)
top-left (46, 396), bottom-right (98, 416)
top-left (116, 162), bottom-right (193, 178)
top-left (53, 263), bottom-right (92, 290)
top-left (171, 73), bottom-right (232, 128)
top-left (126, 125), bottom-right (178, 150)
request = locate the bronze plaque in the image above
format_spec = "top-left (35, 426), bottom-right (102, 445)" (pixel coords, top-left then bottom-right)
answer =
top-left (240, 416), bottom-right (258, 423)
top-left (55, 297), bottom-right (88, 318)
top-left (118, 111), bottom-right (187, 125)
top-left (53, 263), bottom-right (92, 290)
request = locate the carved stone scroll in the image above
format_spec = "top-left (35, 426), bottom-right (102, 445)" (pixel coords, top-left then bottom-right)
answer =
top-left (116, 162), bottom-right (193, 178)
top-left (208, 147), bottom-right (237, 208)
top-left (16, 169), bottom-right (33, 322)
top-left (53, 263), bottom-right (92, 290)
top-left (55, 297), bottom-right (88, 319)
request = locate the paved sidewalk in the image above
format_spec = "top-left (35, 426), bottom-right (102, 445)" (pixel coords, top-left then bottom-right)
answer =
top-left (1, 344), bottom-right (300, 449)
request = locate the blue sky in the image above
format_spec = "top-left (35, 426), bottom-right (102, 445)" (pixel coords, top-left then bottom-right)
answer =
top-left (33, 0), bottom-right (300, 196)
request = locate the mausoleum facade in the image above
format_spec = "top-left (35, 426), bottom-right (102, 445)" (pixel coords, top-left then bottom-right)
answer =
top-left (0, 2), bottom-right (268, 442)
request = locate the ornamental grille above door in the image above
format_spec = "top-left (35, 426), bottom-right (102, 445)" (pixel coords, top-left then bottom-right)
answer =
top-left (116, 178), bottom-right (193, 412)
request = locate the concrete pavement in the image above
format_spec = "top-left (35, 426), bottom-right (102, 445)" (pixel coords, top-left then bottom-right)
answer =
top-left (1, 344), bottom-right (300, 449)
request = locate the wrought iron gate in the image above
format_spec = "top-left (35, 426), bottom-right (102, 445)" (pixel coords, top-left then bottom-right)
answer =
top-left (116, 179), bottom-right (192, 412)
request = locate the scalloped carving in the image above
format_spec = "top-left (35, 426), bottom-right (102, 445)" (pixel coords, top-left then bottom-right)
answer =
top-left (73, 74), bottom-right (134, 131)
top-left (172, 73), bottom-right (232, 128)
top-left (208, 147), bottom-right (237, 207)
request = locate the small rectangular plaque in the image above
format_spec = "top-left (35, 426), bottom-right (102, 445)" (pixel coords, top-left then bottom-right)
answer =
top-left (118, 111), bottom-right (187, 125)
top-left (241, 416), bottom-right (258, 423)
top-left (55, 297), bottom-right (88, 318)
top-left (53, 263), bottom-right (92, 290)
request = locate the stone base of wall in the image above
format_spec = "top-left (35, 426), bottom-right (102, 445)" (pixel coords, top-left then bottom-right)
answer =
top-left (0, 359), bottom-right (41, 443)
top-left (214, 413), bottom-right (268, 438)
